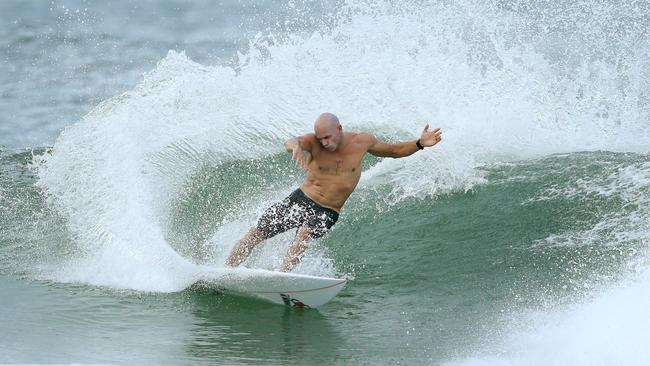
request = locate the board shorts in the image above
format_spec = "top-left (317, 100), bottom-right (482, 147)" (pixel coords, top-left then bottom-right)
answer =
top-left (256, 189), bottom-right (339, 239)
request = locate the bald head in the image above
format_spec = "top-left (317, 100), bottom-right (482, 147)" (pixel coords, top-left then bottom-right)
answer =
top-left (314, 112), bottom-right (340, 130)
top-left (313, 112), bottom-right (344, 151)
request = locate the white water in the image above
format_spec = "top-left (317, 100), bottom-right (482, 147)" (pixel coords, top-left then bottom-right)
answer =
top-left (447, 264), bottom-right (650, 366)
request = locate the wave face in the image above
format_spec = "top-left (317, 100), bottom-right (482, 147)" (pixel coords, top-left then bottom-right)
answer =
top-left (1, 0), bottom-right (648, 364)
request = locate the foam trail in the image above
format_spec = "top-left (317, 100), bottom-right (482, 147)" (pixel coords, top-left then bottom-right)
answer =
top-left (35, 52), bottom-right (316, 290)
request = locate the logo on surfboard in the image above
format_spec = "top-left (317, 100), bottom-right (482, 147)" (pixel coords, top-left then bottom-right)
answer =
top-left (280, 293), bottom-right (310, 308)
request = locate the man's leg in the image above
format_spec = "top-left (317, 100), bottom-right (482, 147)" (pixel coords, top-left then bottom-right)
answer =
top-left (279, 226), bottom-right (312, 272)
top-left (225, 227), bottom-right (266, 267)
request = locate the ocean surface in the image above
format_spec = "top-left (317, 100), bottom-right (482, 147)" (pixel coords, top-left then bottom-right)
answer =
top-left (2, 0), bottom-right (650, 365)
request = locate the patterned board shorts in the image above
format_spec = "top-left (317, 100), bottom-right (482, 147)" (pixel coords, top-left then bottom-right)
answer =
top-left (256, 189), bottom-right (339, 239)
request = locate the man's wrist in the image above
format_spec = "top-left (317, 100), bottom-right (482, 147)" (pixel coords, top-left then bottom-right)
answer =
top-left (416, 139), bottom-right (424, 150)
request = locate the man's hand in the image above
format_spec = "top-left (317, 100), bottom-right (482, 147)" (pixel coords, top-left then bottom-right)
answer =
top-left (284, 136), bottom-right (315, 171)
top-left (291, 145), bottom-right (309, 171)
top-left (419, 125), bottom-right (442, 147)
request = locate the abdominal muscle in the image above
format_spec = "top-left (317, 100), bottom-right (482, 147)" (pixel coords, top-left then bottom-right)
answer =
top-left (301, 171), bottom-right (361, 212)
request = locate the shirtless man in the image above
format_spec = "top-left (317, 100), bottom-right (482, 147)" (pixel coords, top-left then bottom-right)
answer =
top-left (225, 112), bottom-right (442, 272)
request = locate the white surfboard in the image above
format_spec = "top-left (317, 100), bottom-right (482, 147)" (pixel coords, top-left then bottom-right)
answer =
top-left (203, 267), bottom-right (347, 308)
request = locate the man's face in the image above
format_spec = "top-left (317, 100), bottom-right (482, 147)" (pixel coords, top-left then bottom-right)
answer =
top-left (315, 124), bottom-right (342, 151)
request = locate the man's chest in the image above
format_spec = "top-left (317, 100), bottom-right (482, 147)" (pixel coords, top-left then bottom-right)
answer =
top-left (310, 151), bottom-right (364, 176)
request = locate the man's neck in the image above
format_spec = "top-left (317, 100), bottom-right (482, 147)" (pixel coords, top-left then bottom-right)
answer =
top-left (335, 133), bottom-right (346, 152)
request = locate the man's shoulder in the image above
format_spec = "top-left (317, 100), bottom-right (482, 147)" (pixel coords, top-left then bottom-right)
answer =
top-left (294, 133), bottom-right (317, 151)
top-left (300, 133), bottom-right (317, 143)
top-left (349, 132), bottom-right (376, 144)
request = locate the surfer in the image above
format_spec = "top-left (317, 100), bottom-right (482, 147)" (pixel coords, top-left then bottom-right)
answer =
top-left (225, 113), bottom-right (442, 272)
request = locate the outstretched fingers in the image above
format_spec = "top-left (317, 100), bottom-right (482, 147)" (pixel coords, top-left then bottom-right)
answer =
top-left (433, 128), bottom-right (442, 144)
top-left (420, 126), bottom-right (442, 147)
top-left (292, 148), bottom-right (308, 170)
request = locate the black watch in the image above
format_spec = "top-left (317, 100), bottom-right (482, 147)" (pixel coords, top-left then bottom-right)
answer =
top-left (416, 139), bottom-right (424, 150)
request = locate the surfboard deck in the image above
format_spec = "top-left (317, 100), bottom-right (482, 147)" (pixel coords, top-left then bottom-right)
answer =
top-left (203, 267), bottom-right (347, 308)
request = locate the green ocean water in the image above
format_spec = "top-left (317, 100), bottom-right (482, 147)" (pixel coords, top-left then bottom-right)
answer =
top-left (2, 148), bottom-right (648, 365)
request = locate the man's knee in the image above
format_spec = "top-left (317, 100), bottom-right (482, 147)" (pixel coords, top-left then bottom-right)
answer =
top-left (295, 226), bottom-right (312, 241)
top-left (248, 227), bottom-right (266, 241)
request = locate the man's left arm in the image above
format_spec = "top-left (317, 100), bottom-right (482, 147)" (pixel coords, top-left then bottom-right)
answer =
top-left (366, 125), bottom-right (442, 158)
